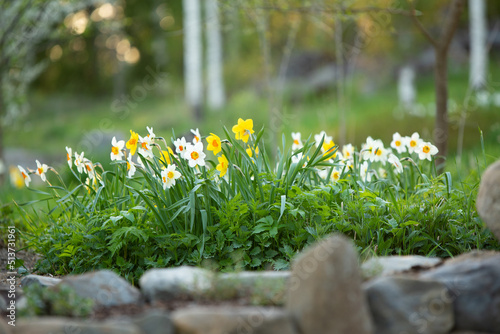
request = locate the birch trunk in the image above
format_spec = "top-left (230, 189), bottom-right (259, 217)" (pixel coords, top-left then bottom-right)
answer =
top-left (469, 0), bottom-right (488, 90)
top-left (205, 0), bottom-right (225, 110)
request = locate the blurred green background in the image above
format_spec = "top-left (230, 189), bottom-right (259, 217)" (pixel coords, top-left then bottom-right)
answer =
top-left (2, 0), bottom-right (500, 191)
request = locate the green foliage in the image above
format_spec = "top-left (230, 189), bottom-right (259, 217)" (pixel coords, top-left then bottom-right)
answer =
top-left (20, 284), bottom-right (93, 318)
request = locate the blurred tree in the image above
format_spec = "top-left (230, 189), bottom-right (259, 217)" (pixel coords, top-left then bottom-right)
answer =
top-left (205, 0), bottom-right (226, 110)
top-left (469, 0), bottom-right (488, 90)
top-left (0, 0), bottom-right (100, 184)
top-left (183, 0), bottom-right (203, 121)
top-left (408, 0), bottom-right (466, 171)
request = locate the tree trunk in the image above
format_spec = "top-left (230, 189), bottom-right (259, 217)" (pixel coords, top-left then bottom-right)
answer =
top-left (335, 11), bottom-right (346, 147)
top-left (205, 0), bottom-right (225, 110)
top-left (469, 0), bottom-right (487, 90)
top-left (183, 0), bottom-right (203, 121)
top-left (434, 48), bottom-right (448, 170)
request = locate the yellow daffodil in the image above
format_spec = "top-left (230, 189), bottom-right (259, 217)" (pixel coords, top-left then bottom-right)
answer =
top-left (232, 118), bottom-right (254, 143)
top-left (126, 130), bottom-right (139, 156)
top-left (216, 154), bottom-right (229, 177)
top-left (322, 140), bottom-right (336, 157)
top-left (206, 133), bottom-right (222, 156)
top-left (13, 166), bottom-right (28, 188)
top-left (246, 145), bottom-right (259, 158)
top-left (160, 147), bottom-right (175, 165)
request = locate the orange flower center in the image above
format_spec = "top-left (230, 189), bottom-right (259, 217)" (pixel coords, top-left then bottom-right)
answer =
top-left (21, 172), bottom-right (27, 179)
top-left (86, 164), bottom-right (92, 172)
top-left (67, 153), bottom-right (71, 161)
top-left (195, 136), bottom-right (200, 142)
top-left (293, 139), bottom-right (299, 145)
top-left (179, 145), bottom-right (184, 151)
top-left (167, 171), bottom-right (174, 179)
top-left (127, 161), bottom-right (130, 170)
top-left (129, 138), bottom-right (137, 145)
top-left (162, 176), bottom-right (167, 183)
top-left (395, 140), bottom-right (401, 146)
top-left (38, 167), bottom-right (43, 174)
top-left (212, 139), bottom-right (219, 147)
top-left (141, 142), bottom-right (149, 150)
top-left (423, 146), bottom-right (430, 154)
top-left (376, 149), bottom-right (383, 156)
top-left (112, 146), bottom-right (119, 155)
top-left (410, 140), bottom-right (417, 147)
top-left (191, 151), bottom-right (199, 160)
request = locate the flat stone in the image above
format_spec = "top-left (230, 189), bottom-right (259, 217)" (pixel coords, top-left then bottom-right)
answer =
top-left (172, 306), bottom-right (286, 334)
top-left (476, 160), bottom-right (500, 241)
top-left (59, 270), bottom-right (142, 308)
top-left (14, 317), bottom-right (142, 334)
top-left (450, 332), bottom-right (497, 334)
top-left (364, 276), bottom-right (454, 334)
top-left (139, 266), bottom-right (213, 302)
top-left (130, 309), bottom-right (175, 334)
top-left (286, 233), bottom-right (374, 334)
top-left (251, 310), bottom-right (298, 334)
top-left (21, 275), bottom-right (61, 288)
top-left (361, 255), bottom-right (442, 279)
top-left (215, 271), bottom-right (289, 305)
top-left (420, 254), bottom-right (500, 333)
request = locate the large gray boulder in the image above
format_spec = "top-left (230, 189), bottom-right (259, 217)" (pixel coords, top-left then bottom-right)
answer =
top-left (476, 160), bottom-right (500, 241)
top-left (420, 253), bottom-right (500, 333)
top-left (286, 234), bottom-right (374, 334)
top-left (364, 276), bottom-right (454, 334)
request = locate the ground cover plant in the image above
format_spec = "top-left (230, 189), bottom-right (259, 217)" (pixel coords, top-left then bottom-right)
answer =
top-left (14, 119), bottom-right (500, 284)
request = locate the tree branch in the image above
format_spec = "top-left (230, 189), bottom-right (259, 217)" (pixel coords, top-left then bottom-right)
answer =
top-left (439, 0), bottom-right (466, 51)
top-left (406, 0), bottom-right (438, 48)
top-left (0, 0), bottom-right (34, 52)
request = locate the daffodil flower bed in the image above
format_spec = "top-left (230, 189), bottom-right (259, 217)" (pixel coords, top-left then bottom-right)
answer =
top-left (16, 119), bottom-right (499, 283)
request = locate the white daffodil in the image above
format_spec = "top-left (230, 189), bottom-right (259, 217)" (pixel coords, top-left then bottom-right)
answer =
top-left (74, 151), bottom-right (85, 174)
top-left (342, 144), bottom-right (354, 161)
top-left (390, 132), bottom-right (407, 154)
top-left (110, 136), bottom-right (125, 161)
top-left (417, 141), bottom-right (439, 161)
top-left (138, 134), bottom-right (154, 159)
top-left (18, 165), bottom-right (31, 187)
top-left (371, 144), bottom-right (391, 165)
top-left (146, 126), bottom-right (156, 139)
top-left (174, 137), bottom-right (189, 159)
top-left (291, 152), bottom-right (303, 164)
top-left (185, 142), bottom-right (206, 168)
top-left (161, 164), bottom-right (181, 189)
top-left (388, 154), bottom-right (403, 174)
top-left (314, 131), bottom-right (332, 148)
top-left (331, 168), bottom-right (341, 182)
top-left (84, 159), bottom-right (96, 179)
top-left (406, 132), bottom-right (422, 154)
top-left (291, 132), bottom-right (303, 151)
top-left (191, 128), bottom-right (201, 144)
top-left (35, 160), bottom-right (49, 182)
top-left (127, 154), bottom-right (136, 178)
top-left (360, 161), bottom-right (372, 182)
top-left (66, 147), bottom-right (73, 168)
top-left (378, 167), bottom-right (388, 179)
top-left (362, 137), bottom-right (384, 161)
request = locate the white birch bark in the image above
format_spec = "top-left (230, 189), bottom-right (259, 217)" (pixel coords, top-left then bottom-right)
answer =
top-left (205, 0), bottom-right (225, 109)
top-left (469, 0), bottom-right (488, 90)
top-left (183, 0), bottom-right (203, 114)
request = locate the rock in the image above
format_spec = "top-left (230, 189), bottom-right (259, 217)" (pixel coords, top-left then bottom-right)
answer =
top-left (420, 253), bottom-right (500, 333)
top-left (286, 234), bottom-right (374, 334)
top-left (21, 275), bottom-right (61, 288)
top-left (476, 160), bottom-right (500, 241)
top-left (364, 276), bottom-right (454, 334)
top-left (451, 332), bottom-right (497, 334)
top-left (0, 317), bottom-right (12, 334)
top-left (215, 271), bottom-right (289, 305)
top-left (139, 266), bottom-right (213, 302)
top-left (14, 317), bottom-right (142, 334)
top-left (172, 306), bottom-right (287, 334)
top-left (251, 310), bottom-right (299, 334)
top-left (361, 255), bottom-right (442, 279)
top-left (130, 309), bottom-right (175, 334)
top-left (58, 270), bottom-right (142, 308)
